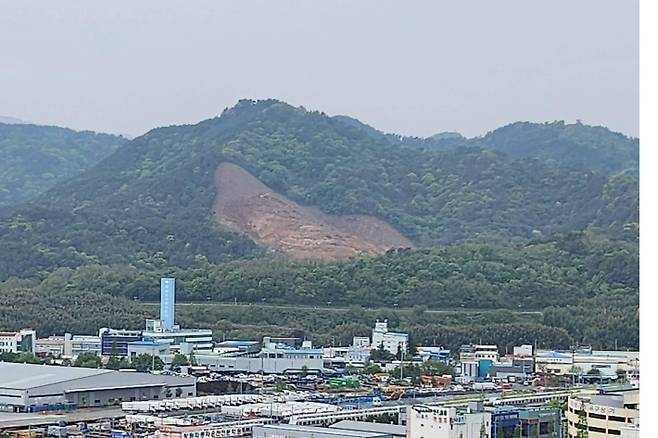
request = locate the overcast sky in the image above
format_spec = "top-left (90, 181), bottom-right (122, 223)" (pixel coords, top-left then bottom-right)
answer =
top-left (0, 1), bottom-right (638, 138)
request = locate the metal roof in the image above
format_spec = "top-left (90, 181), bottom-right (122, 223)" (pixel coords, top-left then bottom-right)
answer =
top-left (255, 424), bottom-right (388, 437)
top-left (0, 363), bottom-right (194, 391)
top-left (0, 362), bottom-right (111, 389)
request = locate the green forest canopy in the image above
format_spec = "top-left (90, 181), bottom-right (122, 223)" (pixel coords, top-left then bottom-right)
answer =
top-left (0, 100), bottom-right (639, 351)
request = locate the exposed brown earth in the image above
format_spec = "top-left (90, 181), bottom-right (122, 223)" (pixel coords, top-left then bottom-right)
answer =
top-left (213, 162), bottom-right (414, 261)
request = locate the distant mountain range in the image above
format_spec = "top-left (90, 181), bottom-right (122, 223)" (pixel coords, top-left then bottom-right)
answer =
top-left (0, 122), bottom-right (127, 209)
top-left (0, 99), bottom-right (638, 279)
top-left (0, 116), bottom-right (31, 125)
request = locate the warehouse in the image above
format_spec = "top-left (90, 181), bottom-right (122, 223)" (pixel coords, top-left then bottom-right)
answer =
top-left (0, 362), bottom-right (196, 412)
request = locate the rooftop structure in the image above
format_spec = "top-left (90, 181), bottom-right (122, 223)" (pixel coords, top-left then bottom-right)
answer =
top-left (253, 424), bottom-right (391, 438)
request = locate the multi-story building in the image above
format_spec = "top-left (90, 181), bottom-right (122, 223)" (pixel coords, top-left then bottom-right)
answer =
top-left (407, 404), bottom-right (491, 438)
top-left (35, 336), bottom-right (66, 357)
top-left (99, 328), bottom-right (143, 357)
top-left (0, 329), bottom-right (36, 354)
top-left (344, 337), bottom-right (371, 363)
top-left (460, 344), bottom-right (499, 362)
top-left (372, 321), bottom-right (408, 356)
top-left (71, 335), bottom-right (102, 356)
top-left (566, 386), bottom-right (639, 437)
top-left (459, 345), bottom-right (499, 380)
top-left (35, 334), bottom-right (102, 358)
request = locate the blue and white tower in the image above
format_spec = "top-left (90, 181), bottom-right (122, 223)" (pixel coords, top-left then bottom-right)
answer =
top-left (160, 277), bottom-right (176, 331)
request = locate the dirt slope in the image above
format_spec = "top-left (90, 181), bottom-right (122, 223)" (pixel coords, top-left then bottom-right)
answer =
top-left (213, 162), bottom-right (414, 261)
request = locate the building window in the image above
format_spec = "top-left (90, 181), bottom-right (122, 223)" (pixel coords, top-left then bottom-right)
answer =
top-left (589, 426), bottom-right (606, 433)
top-left (608, 430), bottom-right (621, 436)
top-left (589, 413), bottom-right (606, 420)
top-left (608, 415), bottom-right (626, 423)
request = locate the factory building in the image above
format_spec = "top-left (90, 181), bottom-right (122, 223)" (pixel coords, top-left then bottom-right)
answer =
top-left (0, 362), bottom-right (196, 412)
top-left (371, 321), bottom-right (408, 356)
top-left (535, 349), bottom-right (639, 378)
top-left (191, 346), bottom-right (326, 374)
top-left (143, 319), bottom-right (214, 353)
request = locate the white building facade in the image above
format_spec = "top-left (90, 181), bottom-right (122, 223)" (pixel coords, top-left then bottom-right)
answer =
top-left (372, 321), bottom-right (408, 355)
top-left (407, 405), bottom-right (491, 438)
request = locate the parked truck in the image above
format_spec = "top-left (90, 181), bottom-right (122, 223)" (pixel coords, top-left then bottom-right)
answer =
top-left (472, 382), bottom-right (496, 391)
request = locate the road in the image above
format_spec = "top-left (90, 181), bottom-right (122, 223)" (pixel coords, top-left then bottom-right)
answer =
top-left (138, 301), bottom-right (543, 316)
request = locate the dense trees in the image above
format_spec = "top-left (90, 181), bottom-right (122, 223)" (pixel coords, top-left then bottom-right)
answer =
top-left (0, 100), bottom-right (638, 279)
top-left (74, 352), bottom-right (102, 368)
top-left (0, 230), bottom-right (638, 351)
top-left (0, 100), bottom-right (639, 351)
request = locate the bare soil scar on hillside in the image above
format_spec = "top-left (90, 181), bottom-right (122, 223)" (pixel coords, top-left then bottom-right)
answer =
top-left (212, 162), bottom-right (413, 261)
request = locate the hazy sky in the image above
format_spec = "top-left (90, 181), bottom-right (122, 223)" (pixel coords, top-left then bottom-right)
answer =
top-left (0, 1), bottom-right (638, 138)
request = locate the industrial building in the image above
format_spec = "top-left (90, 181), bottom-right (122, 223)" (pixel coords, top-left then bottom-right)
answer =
top-left (0, 362), bottom-right (196, 412)
top-left (535, 349), bottom-right (639, 377)
top-left (142, 320), bottom-right (214, 353)
top-left (191, 346), bottom-right (327, 374)
top-left (371, 321), bottom-right (408, 355)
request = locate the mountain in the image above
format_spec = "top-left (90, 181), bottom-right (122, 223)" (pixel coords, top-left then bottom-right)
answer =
top-left (472, 121), bottom-right (638, 173)
top-left (0, 123), bottom-right (127, 209)
top-left (0, 116), bottom-right (31, 125)
top-left (0, 99), bottom-right (638, 279)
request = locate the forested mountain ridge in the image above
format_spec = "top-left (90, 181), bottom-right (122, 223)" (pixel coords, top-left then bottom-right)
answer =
top-left (471, 121), bottom-right (638, 173)
top-left (333, 115), bottom-right (638, 173)
top-left (0, 100), bottom-right (639, 350)
top-left (0, 123), bottom-right (127, 209)
top-left (0, 99), bottom-right (638, 279)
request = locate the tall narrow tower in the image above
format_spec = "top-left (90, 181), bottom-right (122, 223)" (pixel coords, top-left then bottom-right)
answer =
top-left (160, 277), bottom-right (176, 331)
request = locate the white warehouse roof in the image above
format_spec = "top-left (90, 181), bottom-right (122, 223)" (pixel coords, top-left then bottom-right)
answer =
top-left (0, 362), bottom-right (194, 391)
top-left (0, 362), bottom-right (111, 389)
